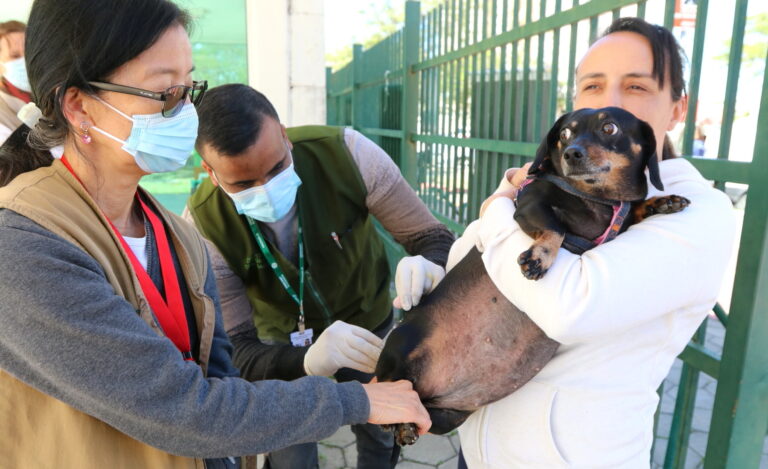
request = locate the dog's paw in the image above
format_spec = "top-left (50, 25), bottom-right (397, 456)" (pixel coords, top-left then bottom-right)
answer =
top-left (646, 195), bottom-right (690, 216)
top-left (518, 247), bottom-right (551, 280)
top-left (389, 423), bottom-right (419, 446)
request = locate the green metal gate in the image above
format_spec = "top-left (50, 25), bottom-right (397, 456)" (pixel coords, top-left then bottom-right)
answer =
top-left (326, 0), bottom-right (768, 467)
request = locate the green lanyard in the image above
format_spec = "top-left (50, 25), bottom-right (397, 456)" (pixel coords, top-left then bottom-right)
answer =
top-left (247, 217), bottom-right (307, 332)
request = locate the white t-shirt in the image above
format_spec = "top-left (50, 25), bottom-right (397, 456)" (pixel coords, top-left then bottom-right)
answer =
top-left (123, 235), bottom-right (148, 270)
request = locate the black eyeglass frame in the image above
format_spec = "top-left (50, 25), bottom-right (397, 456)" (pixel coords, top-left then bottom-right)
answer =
top-left (87, 80), bottom-right (208, 117)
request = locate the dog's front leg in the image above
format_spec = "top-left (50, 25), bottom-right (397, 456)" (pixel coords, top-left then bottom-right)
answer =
top-left (514, 198), bottom-right (567, 280)
top-left (517, 229), bottom-right (566, 280)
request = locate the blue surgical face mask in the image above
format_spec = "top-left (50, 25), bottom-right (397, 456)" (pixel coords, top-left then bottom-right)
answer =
top-left (90, 98), bottom-right (198, 173)
top-left (220, 161), bottom-right (302, 223)
top-left (2, 57), bottom-right (31, 93)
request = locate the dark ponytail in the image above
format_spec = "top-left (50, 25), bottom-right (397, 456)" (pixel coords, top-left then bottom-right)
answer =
top-left (0, 0), bottom-right (190, 186)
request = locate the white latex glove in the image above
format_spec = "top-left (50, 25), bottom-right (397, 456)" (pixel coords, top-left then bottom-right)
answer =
top-left (303, 320), bottom-right (384, 377)
top-left (393, 255), bottom-right (446, 311)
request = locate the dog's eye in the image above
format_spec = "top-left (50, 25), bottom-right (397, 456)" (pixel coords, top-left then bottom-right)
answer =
top-left (560, 128), bottom-right (572, 142)
top-left (602, 122), bottom-right (619, 135)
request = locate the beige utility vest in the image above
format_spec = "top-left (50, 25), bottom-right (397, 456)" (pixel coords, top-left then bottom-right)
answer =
top-left (0, 161), bottom-right (254, 468)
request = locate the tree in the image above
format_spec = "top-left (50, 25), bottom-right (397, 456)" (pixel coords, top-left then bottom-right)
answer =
top-left (326, 0), bottom-right (443, 71)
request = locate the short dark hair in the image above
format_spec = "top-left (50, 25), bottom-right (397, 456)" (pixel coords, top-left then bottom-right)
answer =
top-left (602, 17), bottom-right (687, 102)
top-left (0, 0), bottom-right (190, 186)
top-left (195, 84), bottom-right (280, 157)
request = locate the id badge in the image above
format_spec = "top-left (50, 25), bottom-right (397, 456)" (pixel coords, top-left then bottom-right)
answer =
top-left (290, 328), bottom-right (314, 347)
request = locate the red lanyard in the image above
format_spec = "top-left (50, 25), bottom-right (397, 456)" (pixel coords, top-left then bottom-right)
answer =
top-left (3, 78), bottom-right (31, 103)
top-left (60, 156), bottom-right (193, 361)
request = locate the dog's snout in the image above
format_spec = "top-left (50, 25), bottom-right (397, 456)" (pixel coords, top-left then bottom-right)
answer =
top-left (563, 145), bottom-right (586, 162)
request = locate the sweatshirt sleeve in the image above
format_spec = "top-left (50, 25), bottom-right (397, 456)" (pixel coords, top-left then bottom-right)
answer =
top-left (456, 160), bottom-right (738, 345)
top-left (344, 128), bottom-right (455, 267)
top-left (0, 210), bottom-right (369, 458)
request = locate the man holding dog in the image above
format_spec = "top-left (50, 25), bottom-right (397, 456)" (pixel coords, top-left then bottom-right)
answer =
top-left (185, 84), bottom-right (453, 469)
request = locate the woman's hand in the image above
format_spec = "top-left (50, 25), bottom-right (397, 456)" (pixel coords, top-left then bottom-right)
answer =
top-left (361, 380), bottom-right (432, 435)
top-left (479, 163), bottom-right (532, 217)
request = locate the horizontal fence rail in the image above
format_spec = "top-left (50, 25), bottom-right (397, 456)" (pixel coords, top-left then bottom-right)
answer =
top-left (327, 1), bottom-right (768, 467)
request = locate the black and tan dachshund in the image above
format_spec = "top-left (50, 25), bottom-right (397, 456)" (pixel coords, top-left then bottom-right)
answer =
top-left (375, 107), bottom-right (689, 450)
top-left (515, 106), bottom-right (690, 279)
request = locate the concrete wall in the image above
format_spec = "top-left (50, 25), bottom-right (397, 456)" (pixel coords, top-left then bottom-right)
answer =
top-left (245, 0), bottom-right (326, 127)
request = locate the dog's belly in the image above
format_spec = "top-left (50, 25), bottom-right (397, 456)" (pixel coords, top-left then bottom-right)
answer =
top-left (376, 247), bottom-right (559, 413)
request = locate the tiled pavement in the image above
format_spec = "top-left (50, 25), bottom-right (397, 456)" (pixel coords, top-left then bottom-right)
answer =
top-left (318, 317), bottom-right (768, 468)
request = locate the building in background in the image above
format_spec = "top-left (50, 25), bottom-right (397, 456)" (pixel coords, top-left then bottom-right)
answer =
top-left (0, 0), bottom-right (327, 128)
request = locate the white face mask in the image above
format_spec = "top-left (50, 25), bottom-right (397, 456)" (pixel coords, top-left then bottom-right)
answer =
top-left (2, 57), bottom-right (31, 92)
top-left (218, 162), bottom-right (302, 223)
top-left (90, 98), bottom-right (198, 173)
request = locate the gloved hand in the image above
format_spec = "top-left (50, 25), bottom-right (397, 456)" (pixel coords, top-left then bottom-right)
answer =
top-left (303, 320), bottom-right (384, 376)
top-left (393, 255), bottom-right (446, 311)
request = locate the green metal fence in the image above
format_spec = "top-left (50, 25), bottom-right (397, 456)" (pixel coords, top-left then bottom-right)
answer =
top-left (326, 0), bottom-right (768, 467)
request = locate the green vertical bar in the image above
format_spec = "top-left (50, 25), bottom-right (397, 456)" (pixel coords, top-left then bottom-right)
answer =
top-left (705, 46), bottom-right (768, 469)
top-left (487, 0), bottom-right (499, 196)
top-left (637, 0), bottom-right (647, 19)
top-left (663, 0), bottom-right (675, 30)
top-left (451, 0), bottom-right (462, 220)
top-left (461, 0), bottom-right (472, 224)
top-left (325, 66), bottom-right (333, 124)
top-left (520, 0), bottom-right (532, 142)
top-left (477, 0), bottom-right (490, 207)
top-left (548, 0), bottom-right (562, 124)
top-left (469, 0), bottom-right (480, 217)
top-left (497, 0), bottom-right (509, 143)
top-left (495, 0), bottom-right (509, 201)
top-left (429, 8), bottom-right (438, 211)
top-left (509, 0), bottom-right (520, 158)
top-left (664, 322), bottom-right (707, 468)
top-left (716, 0), bottom-right (748, 164)
top-left (417, 14), bottom-right (427, 198)
top-left (681, 0), bottom-right (709, 156)
top-left (533, 0), bottom-right (546, 141)
top-left (438, 2), bottom-right (447, 217)
top-left (401, 2), bottom-right (420, 188)
top-left (446, 0), bottom-right (456, 216)
top-left (352, 44), bottom-right (363, 131)
top-left (612, 7), bottom-right (620, 21)
top-left (589, 15), bottom-right (598, 44)
top-left (565, 1), bottom-right (579, 114)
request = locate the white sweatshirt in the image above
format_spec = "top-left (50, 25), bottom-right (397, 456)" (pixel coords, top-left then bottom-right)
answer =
top-left (449, 159), bottom-right (737, 468)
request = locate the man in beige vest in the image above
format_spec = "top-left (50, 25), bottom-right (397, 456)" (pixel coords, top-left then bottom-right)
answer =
top-left (0, 20), bottom-right (29, 145)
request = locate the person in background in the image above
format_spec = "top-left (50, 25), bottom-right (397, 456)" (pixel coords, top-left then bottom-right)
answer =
top-left (0, 1), bottom-right (430, 468)
top-left (185, 84), bottom-right (455, 469)
top-left (0, 20), bottom-right (29, 144)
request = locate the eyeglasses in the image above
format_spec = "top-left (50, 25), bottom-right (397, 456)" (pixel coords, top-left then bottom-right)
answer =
top-left (87, 80), bottom-right (208, 117)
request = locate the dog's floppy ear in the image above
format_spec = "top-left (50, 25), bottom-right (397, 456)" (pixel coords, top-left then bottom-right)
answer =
top-left (637, 119), bottom-right (664, 191)
top-left (529, 112), bottom-right (571, 175)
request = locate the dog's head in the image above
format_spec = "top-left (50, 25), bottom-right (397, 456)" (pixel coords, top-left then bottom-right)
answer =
top-left (529, 107), bottom-right (663, 200)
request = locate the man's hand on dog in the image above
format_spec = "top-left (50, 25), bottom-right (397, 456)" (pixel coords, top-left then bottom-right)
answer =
top-left (480, 163), bottom-right (532, 217)
top-left (393, 255), bottom-right (446, 311)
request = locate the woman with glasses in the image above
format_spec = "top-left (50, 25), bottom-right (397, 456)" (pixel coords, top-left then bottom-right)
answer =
top-left (0, 1), bottom-right (430, 468)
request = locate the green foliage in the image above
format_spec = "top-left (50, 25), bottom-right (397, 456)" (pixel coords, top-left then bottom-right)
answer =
top-left (718, 12), bottom-right (767, 74)
top-left (191, 42), bottom-right (248, 86)
top-left (326, 0), bottom-right (444, 71)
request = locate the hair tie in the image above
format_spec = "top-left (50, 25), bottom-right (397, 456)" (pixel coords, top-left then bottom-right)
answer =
top-left (17, 102), bottom-right (43, 129)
